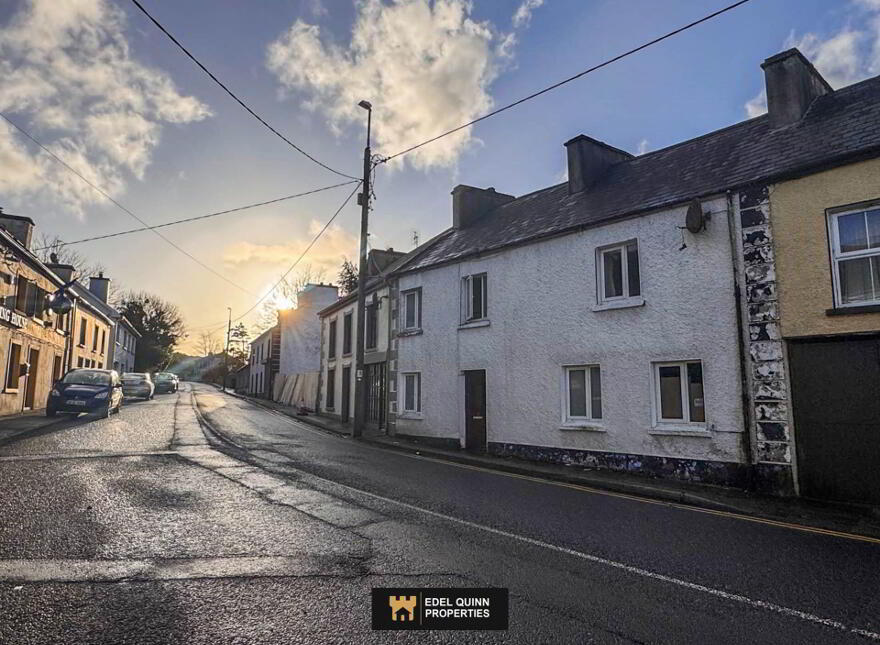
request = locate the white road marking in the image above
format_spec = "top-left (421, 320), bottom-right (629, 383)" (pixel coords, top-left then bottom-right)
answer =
top-left (194, 387), bottom-right (880, 642)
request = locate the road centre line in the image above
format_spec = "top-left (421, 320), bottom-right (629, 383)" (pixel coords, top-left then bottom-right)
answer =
top-left (193, 393), bottom-right (880, 642)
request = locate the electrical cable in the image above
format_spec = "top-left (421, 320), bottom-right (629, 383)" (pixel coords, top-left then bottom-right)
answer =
top-left (128, 0), bottom-right (359, 181)
top-left (36, 180), bottom-right (358, 249)
top-left (379, 0), bottom-right (752, 164)
top-left (1, 112), bottom-right (256, 296)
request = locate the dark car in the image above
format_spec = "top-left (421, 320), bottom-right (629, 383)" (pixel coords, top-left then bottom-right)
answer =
top-left (46, 369), bottom-right (123, 418)
top-left (154, 372), bottom-right (178, 394)
top-left (122, 372), bottom-right (154, 400)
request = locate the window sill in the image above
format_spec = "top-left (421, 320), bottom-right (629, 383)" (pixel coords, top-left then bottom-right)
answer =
top-left (342, 352), bottom-right (352, 358)
top-left (826, 303), bottom-right (880, 316)
top-left (592, 297), bottom-right (645, 312)
top-left (399, 412), bottom-right (424, 420)
top-left (397, 328), bottom-right (423, 337)
top-left (559, 424), bottom-right (605, 432)
top-left (458, 319), bottom-right (490, 330)
top-left (3, 388), bottom-right (19, 395)
top-left (649, 426), bottom-right (711, 438)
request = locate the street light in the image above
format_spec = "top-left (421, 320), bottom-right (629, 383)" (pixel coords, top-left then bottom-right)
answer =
top-left (352, 99), bottom-right (372, 438)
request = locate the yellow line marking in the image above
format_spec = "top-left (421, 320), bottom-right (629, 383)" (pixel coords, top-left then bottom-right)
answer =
top-left (208, 386), bottom-right (880, 546)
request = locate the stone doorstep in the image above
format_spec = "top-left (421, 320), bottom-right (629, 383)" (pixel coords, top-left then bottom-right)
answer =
top-left (211, 388), bottom-right (880, 540)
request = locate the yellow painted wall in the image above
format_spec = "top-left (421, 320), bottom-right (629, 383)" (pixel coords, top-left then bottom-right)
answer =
top-left (771, 157), bottom-right (880, 338)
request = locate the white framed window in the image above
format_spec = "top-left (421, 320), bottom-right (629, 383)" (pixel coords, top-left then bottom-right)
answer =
top-left (564, 365), bottom-right (602, 422)
top-left (401, 288), bottom-right (422, 330)
top-left (829, 205), bottom-right (880, 306)
top-left (402, 372), bottom-right (421, 413)
top-left (462, 273), bottom-right (487, 322)
top-left (653, 361), bottom-right (706, 425)
top-left (597, 240), bottom-right (640, 303)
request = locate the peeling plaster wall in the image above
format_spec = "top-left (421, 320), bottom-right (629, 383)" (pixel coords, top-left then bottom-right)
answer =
top-left (736, 186), bottom-right (795, 493)
top-left (393, 196), bottom-right (747, 477)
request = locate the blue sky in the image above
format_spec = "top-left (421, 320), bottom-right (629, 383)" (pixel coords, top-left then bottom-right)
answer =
top-left (1, 0), bottom-right (878, 350)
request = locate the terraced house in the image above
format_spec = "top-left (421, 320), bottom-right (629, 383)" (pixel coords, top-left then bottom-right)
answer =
top-left (382, 47), bottom-right (880, 498)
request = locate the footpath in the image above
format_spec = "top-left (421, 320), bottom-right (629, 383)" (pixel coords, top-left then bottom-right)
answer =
top-left (222, 387), bottom-right (880, 541)
top-left (0, 410), bottom-right (69, 447)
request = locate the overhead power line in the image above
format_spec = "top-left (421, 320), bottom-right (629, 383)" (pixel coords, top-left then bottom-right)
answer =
top-left (380, 0), bottom-right (752, 164)
top-left (1, 112), bottom-right (256, 296)
top-left (38, 180), bottom-right (358, 249)
top-left (189, 181), bottom-right (361, 334)
top-left (128, 0), bottom-right (359, 181)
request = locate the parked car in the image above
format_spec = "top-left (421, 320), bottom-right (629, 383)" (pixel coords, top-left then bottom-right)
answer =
top-left (154, 372), bottom-right (178, 394)
top-left (122, 372), bottom-right (154, 400)
top-left (46, 368), bottom-right (123, 418)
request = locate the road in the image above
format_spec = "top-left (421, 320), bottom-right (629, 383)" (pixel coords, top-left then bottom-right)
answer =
top-left (0, 383), bottom-right (877, 644)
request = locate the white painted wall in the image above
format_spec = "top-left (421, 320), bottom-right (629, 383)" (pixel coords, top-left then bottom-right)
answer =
top-left (279, 285), bottom-right (338, 378)
top-left (319, 284), bottom-right (390, 417)
top-left (394, 196), bottom-right (747, 464)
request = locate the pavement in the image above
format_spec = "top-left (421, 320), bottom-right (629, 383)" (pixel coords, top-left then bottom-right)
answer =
top-left (0, 383), bottom-right (878, 643)
top-left (231, 389), bottom-right (880, 541)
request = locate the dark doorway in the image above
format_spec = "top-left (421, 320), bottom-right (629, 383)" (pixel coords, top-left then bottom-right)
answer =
top-left (24, 347), bottom-right (40, 410)
top-left (365, 362), bottom-right (386, 428)
top-left (341, 366), bottom-right (351, 423)
top-left (464, 370), bottom-right (487, 453)
top-left (789, 335), bottom-right (880, 504)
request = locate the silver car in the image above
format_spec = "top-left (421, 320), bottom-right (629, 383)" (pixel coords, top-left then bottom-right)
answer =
top-left (121, 372), bottom-right (154, 400)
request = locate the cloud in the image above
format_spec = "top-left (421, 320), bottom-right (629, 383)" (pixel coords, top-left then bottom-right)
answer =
top-left (512, 0), bottom-right (544, 29)
top-left (222, 220), bottom-right (359, 278)
top-left (0, 0), bottom-right (210, 215)
top-left (266, 0), bottom-right (544, 170)
top-left (744, 0), bottom-right (880, 116)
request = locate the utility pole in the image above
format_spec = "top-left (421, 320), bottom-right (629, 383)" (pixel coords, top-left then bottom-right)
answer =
top-left (352, 100), bottom-right (372, 438)
top-left (223, 306), bottom-right (232, 392)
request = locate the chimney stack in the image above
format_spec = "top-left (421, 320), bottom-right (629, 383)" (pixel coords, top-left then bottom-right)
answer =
top-left (89, 272), bottom-right (111, 303)
top-left (564, 135), bottom-right (633, 195)
top-left (761, 48), bottom-right (831, 128)
top-left (0, 209), bottom-right (35, 250)
top-left (451, 185), bottom-right (515, 230)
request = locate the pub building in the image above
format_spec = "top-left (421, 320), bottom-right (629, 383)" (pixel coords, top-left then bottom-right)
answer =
top-left (0, 210), bottom-right (72, 416)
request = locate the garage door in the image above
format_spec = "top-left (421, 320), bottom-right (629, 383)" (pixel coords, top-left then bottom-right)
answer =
top-left (789, 336), bottom-right (880, 504)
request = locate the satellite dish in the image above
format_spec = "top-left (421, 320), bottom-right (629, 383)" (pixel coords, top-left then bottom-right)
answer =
top-left (685, 199), bottom-right (706, 234)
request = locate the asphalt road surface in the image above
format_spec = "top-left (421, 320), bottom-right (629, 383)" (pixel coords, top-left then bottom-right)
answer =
top-left (1, 383), bottom-right (878, 644)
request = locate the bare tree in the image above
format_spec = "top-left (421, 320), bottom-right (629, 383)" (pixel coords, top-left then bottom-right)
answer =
top-left (34, 233), bottom-right (105, 280)
top-left (196, 331), bottom-right (223, 357)
top-left (252, 265), bottom-right (326, 335)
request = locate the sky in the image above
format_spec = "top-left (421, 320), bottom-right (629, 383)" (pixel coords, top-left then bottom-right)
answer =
top-left (2, 0), bottom-right (880, 352)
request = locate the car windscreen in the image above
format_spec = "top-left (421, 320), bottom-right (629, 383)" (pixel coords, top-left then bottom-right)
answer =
top-left (123, 375), bottom-right (147, 383)
top-left (62, 370), bottom-right (111, 386)
top-left (155, 374), bottom-right (173, 381)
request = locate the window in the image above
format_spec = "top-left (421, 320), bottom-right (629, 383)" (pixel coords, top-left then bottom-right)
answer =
top-left (402, 372), bottom-right (421, 413)
top-left (598, 241), bottom-right (640, 302)
top-left (564, 365), bottom-right (602, 422)
top-left (100, 329), bottom-right (106, 355)
top-left (78, 317), bottom-right (87, 346)
top-left (52, 355), bottom-right (63, 382)
top-left (365, 303), bottom-right (378, 350)
top-left (92, 326), bottom-right (99, 351)
top-left (328, 319), bottom-right (337, 358)
top-left (77, 357), bottom-right (84, 368)
top-left (829, 206), bottom-right (880, 306)
top-left (462, 273), bottom-right (487, 322)
top-left (5, 342), bottom-right (22, 391)
top-left (654, 361), bottom-right (705, 424)
top-left (343, 312), bottom-right (352, 355)
top-left (326, 368), bottom-right (336, 409)
top-left (401, 288), bottom-right (422, 330)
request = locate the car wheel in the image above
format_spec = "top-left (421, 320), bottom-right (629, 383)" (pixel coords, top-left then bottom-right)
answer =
top-left (102, 403), bottom-right (112, 419)
top-left (46, 407), bottom-right (56, 418)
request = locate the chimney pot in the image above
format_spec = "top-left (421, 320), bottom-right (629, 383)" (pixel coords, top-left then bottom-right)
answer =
top-left (761, 48), bottom-right (831, 128)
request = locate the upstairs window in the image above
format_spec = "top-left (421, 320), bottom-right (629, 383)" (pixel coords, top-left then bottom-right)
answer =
top-left (365, 303), bottom-right (378, 350)
top-left (564, 365), bottom-right (602, 422)
top-left (462, 273), bottom-right (487, 322)
top-left (328, 319), bottom-right (337, 358)
top-left (343, 312), bottom-right (352, 355)
top-left (598, 241), bottom-right (640, 302)
top-left (830, 206), bottom-right (880, 306)
top-left (78, 318), bottom-right (87, 346)
top-left (654, 361), bottom-right (705, 425)
top-left (401, 288), bottom-right (422, 330)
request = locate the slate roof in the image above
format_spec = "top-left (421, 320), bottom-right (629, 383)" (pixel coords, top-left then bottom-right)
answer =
top-left (399, 73), bottom-right (880, 274)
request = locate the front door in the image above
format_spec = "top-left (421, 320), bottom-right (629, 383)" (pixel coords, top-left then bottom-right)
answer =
top-left (365, 362), bottom-right (386, 428)
top-left (464, 370), bottom-right (487, 453)
top-left (341, 366), bottom-right (351, 423)
top-left (789, 336), bottom-right (880, 504)
top-left (24, 347), bottom-right (40, 410)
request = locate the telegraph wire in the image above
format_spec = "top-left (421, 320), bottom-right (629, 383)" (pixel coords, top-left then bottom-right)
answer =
top-left (379, 0), bottom-right (752, 164)
top-left (128, 0), bottom-right (359, 181)
top-left (188, 181), bottom-right (362, 334)
top-left (1, 112), bottom-right (256, 296)
top-left (37, 180), bottom-right (358, 249)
